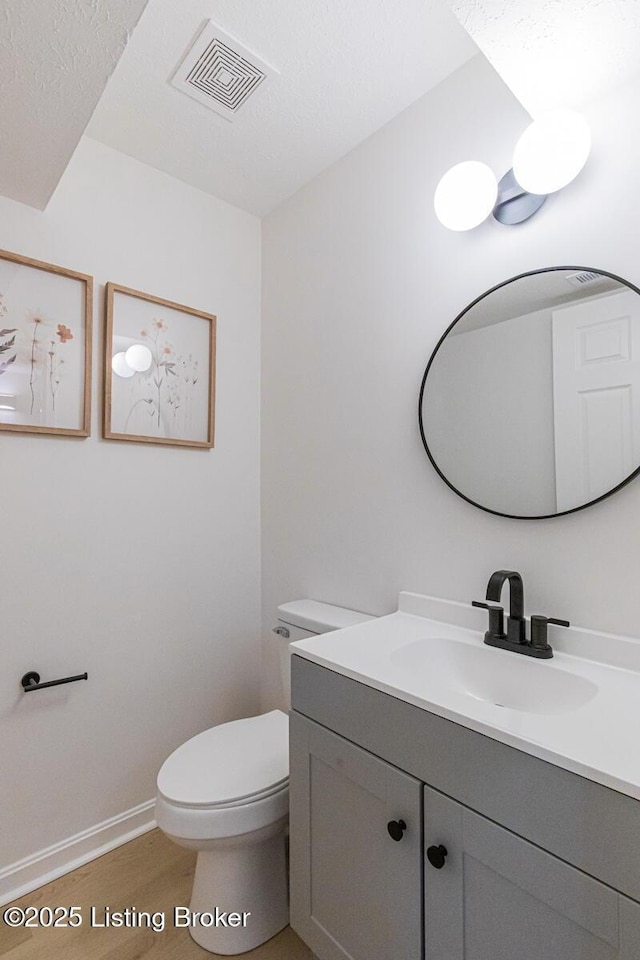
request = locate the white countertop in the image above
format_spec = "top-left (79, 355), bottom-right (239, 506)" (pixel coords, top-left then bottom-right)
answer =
top-left (291, 592), bottom-right (640, 802)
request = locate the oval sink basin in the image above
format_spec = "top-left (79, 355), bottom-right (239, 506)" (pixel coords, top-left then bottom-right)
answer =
top-left (389, 637), bottom-right (598, 715)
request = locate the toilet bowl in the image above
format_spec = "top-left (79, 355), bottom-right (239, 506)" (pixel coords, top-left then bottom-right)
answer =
top-left (155, 599), bottom-right (373, 955)
top-left (156, 710), bottom-right (290, 954)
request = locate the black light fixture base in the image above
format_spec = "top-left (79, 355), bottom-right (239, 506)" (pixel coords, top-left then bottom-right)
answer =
top-left (493, 168), bottom-right (547, 224)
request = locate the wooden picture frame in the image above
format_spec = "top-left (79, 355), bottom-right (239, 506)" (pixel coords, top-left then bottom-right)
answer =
top-left (103, 283), bottom-right (216, 448)
top-left (0, 248), bottom-right (93, 437)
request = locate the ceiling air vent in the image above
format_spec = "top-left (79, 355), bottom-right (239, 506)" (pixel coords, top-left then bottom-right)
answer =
top-left (564, 271), bottom-right (603, 289)
top-left (171, 22), bottom-right (278, 121)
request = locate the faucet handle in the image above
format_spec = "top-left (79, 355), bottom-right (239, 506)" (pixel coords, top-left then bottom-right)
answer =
top-left (472, 600), bottom-right (505, 640)
top-left (530, 615), bottom-right (570, 653)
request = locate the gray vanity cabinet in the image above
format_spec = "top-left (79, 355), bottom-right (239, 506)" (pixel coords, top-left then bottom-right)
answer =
top-left (289, 711), bottom-right (423, 960)
top-left (424, 785), bottom-right (640, 960)
top-left (290, 656), bottom-right (640, 960)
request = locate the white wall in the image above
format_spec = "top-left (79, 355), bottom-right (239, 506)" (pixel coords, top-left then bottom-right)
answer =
top-left (425, 306), bottom-right (556, 516)
top-left (261, 54), bottom-right (640, 706)
top-left (0, 138), bottom-right (262, 876)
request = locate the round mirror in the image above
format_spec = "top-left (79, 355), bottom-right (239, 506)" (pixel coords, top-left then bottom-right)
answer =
top-left (419, 267), bottom-right (640, 519)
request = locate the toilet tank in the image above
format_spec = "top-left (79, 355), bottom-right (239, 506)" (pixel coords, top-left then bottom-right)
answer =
top-left (274, 599), bottom-right (374, 707)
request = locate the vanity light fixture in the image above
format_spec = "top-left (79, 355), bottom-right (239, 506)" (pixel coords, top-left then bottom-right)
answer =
top-left (435, 109), bottom-right (591, 230)
top-left (433, 161), bottom-right (498, 232)
top-left (512, 109), bottom-right (591, 195)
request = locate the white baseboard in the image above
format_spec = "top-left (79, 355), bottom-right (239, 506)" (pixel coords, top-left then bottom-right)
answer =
top-left (0, 799), bottom-right (156, 907)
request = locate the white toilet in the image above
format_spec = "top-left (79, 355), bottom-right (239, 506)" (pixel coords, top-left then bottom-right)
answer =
top-left (155, 599), bottom-right (373, 955)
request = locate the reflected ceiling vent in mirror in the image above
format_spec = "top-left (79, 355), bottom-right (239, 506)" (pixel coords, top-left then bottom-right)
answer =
top-left (564, 271), bottom-right (605, 289)
top-left (171, 22), bottom-right (278, 121)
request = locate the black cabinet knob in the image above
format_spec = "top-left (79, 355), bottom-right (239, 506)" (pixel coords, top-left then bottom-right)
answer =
top-left (387, 819), bottom-right (407, 841)
top-left (427, 844), bottom-right (448, 869)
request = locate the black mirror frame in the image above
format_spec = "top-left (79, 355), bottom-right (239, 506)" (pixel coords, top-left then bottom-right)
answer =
top-left (418, 265), bottom-right (640, 520)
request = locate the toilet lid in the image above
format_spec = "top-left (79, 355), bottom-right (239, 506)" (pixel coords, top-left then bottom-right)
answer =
top-left (157, 710), bottom-right (289, 807)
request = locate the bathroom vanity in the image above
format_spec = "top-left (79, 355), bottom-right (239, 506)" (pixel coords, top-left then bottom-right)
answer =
top-left (288, 593), bottom-right (640, 960)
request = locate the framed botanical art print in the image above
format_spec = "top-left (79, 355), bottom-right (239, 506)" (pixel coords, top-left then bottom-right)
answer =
top-left (0, 248), bottom-right (93, 436)
top-left (104, 283), bottom-right (216, 448)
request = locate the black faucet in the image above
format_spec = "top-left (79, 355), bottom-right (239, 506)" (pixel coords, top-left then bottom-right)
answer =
top-left (487, 569), bottom-right (526, 645)
top-left (472, 570), bottom-right (569, 659)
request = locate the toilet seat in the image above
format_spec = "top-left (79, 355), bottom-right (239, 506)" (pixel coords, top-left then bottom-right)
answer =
top-left (157, 710), bottom-right (289, 810)
top-left (155, 781), bottom-right (289, 843)
top-left (161, 778), bottom-right (288, 811)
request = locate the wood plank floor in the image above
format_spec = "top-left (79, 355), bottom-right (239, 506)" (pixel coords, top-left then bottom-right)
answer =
top-left (0, 829), bottom-right (313, 959)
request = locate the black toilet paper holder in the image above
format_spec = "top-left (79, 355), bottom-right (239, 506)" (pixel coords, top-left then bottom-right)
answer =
top-left (21, 670), bottom-right (88, 692)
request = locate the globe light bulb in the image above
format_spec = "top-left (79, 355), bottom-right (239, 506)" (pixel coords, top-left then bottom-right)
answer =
top-left (125, 343), bottom-right (153, 372)
top-left (111, 352), bottom-right (135, 378)
top-left (434, 161), bottom-right (498, 231)
top-left (512, 109), bottom-right (591, 195)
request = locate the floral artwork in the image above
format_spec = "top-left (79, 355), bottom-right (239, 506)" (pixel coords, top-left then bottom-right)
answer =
top-left (123, 319), bottom-right (200, 436)
top-left (0, 250), bottom-right (92, 436)
top-left (104, 284), bottom-right (216, 448)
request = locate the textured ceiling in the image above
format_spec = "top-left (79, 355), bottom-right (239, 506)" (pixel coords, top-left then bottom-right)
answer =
top-left (447, 0), bottom-right (640, 116)
top-left (86, 0), bottom-right (477, 216)
top-left (7, 0), bottom-right (636, 215)
top-left (0, 0), bottom-right (151, 209)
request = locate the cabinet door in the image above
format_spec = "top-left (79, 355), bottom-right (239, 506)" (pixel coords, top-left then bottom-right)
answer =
top-left (424, 785), bottom-right (640, 960)
top-left (290, 711), bottom-right (423, 960)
